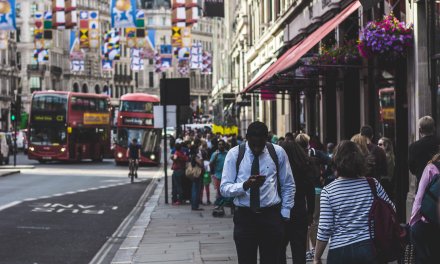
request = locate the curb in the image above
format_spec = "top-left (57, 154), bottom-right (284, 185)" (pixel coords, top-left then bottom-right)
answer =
top-left (0, 165), bottom-right (35, 169)
top-left (110, 178), bottom-right (165, 264)
top-left (0, 170), bottom-right (21, 177)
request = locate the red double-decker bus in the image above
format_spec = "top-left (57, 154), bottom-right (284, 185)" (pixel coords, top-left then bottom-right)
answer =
top-left (28, 91), bottom-right (113, 163)
top-left (114, 93), bottom-right (161, 166)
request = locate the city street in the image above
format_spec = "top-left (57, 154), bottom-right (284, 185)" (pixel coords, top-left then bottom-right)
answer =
top-left (0, 153), bottom-right (161, 264)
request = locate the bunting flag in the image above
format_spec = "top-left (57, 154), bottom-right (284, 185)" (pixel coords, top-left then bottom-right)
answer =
top-left (79, 11), bottom-right (89, 48)
top-left (130, 48), bottom-right (144, 71)
top-left (0, 31), bottom-right (8, 49)
top-left (70, 31), bottom-right (84, 72)
top-left (111, 0), bottom-right (136, 28)
top-left (102, 59), bottom-right (113, 72)
top-left (125, 10), bottom-right (146, 49)
top-left (181, 26), bottom-right (191, 47)
top-left (52, 0), bottom-right (66, 29)
top-left (160, 44), bottom-right (172, 71)
top-left (154, 51), bottom-right (162, 73)
top-left (185, 0), bottom-right (199, 25)
top-left (65, 0), bottom-right (77, 29)
top-left (33, 49), bottom-right (49, 63)
top-left (103, 29), bottom-right (121, 61)
top-left (0, 0), bottom-right (16, 30)
top-left (34, 12), bottom-right (49, 62)
top-left (43, 11), bottom-right (53, 49)
top-left (178, 59), bottom-right (189, 76)
top-left (172, 0), bottom-right (186, 27)
top-left (201, 51), bottom-right (212, 74)
top-left (171, 27), bottom-right (181, 47)
top-left (190, 42), bottom-right (202, 69)
top-left (89, 11), bottom-right (100, 49)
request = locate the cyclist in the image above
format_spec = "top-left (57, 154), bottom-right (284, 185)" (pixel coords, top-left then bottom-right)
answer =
top-left (126, 138), bottom-right (141, 178)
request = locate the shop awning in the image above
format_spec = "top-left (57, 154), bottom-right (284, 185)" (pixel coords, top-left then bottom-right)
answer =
top-left (242, 0), bottom-right (361, 93)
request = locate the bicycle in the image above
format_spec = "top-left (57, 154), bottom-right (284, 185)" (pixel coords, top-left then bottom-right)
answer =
top-left (128, 158), bottom-right (138, 183)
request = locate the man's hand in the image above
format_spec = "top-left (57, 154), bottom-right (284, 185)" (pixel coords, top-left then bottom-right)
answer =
top-left (243, 175), bottom-right (266, 190)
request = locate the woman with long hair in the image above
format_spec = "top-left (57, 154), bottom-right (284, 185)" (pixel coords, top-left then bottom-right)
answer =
top-left (280, 141), bottom-right (316, 264)
top-left (351, 133), bottom-right (376, 178)
top-left (410, 152), bottom-right (440, 263)
top-left (313, 141), bottom-right (394, 264)
top-left (378, 137), bottom-right (395, 198)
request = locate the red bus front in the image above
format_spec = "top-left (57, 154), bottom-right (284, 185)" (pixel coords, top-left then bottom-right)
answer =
top-left (28, 92), bottom-right (112, 163)
top-left (114, 93), bottom-right (161, 166)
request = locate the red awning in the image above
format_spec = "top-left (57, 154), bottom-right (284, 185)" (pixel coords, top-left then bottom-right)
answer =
top-left (243, 0), bottom-right (361, 93)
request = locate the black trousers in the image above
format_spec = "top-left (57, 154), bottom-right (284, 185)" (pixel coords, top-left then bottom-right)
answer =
top-left (233, 204), bottom-right (284, 264)
top-left (280, 204), bottom-right (308, 264)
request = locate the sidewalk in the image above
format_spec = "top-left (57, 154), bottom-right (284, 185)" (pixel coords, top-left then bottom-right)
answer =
top-left (0, 170), bottom-right (20, 177)
top-left (124, 178), bottom-right (327, 264)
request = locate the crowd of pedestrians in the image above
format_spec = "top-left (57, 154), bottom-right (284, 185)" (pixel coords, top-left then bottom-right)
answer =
top-left (168, 116), bottom-right (439, 264)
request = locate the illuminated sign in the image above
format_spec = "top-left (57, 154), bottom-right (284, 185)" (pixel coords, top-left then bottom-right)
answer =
top-left (122, 117), bottom-right (153, 126)
top-left (83, 113), bottom-right (110, 125)
top-left (33, 115), bottom-right (65, 122)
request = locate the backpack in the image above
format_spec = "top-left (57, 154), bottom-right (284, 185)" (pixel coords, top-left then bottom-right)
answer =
top-left (366, 177), bottom-right (406, 262)
top-left (420, 162), bottom-right (440, 225)
top-left (235, 142), bottom-right (280, 196)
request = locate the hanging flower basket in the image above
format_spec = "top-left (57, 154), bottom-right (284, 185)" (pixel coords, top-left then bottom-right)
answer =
top-left (358, 13), bottom-right (413, 61)
top-left (301, 40), bottom-right (361, 77)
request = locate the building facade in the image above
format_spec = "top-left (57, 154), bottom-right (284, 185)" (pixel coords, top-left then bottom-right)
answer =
top-left (215, 0), bottom-right (437, 221)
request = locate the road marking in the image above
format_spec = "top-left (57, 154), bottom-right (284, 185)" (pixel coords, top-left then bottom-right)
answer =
top-left (16, 226), bottom-right (51, 230)
top-left (0, 201), bottom-right (21, 212)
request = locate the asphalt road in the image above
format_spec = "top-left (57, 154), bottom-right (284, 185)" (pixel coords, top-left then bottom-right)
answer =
top-left (0, 153), bottom-right (162, 264)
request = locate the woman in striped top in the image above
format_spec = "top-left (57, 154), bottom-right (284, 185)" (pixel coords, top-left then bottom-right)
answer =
top-left (313, 140), bottom-right (394, 264)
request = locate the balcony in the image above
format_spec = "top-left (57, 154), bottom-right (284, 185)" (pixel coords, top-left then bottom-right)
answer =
top-left (26, 65), bottom-right (46, 75)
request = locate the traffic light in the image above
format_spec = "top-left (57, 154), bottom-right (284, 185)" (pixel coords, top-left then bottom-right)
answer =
top-left (10, 101), bottom-right (16, 122)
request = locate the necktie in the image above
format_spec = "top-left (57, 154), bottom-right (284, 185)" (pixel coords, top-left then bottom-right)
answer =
top-left (250, 154), bottom-right (260, 212)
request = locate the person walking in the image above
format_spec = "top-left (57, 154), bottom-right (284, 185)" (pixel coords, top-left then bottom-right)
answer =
top-left (280, 141), bottom-right (315, 264)
top-left (210, 139), bottom-right (228, 206)
top-left (410, 153), bottom-right (440, 264)
top-left (313, 141), bottom-right (394, 264)
top-left (351, 133), bottom-right (376, 178)
top-left (199, 140), bottom-right (211, 205)
top-left (360, 125), bottom-right (387, 179)
top-left (189, 138), bottom-right (204, 211)
top-left (171, 139), bottom-right (188, 205)
top-left (378, 137), bottom-right (395, 198)
top-left (220, 121), bottom-right (295, 264)
top-left (409, 116), bottom-right (440, 185)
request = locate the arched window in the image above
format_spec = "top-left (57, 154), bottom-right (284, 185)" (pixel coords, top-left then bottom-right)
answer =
top-left (73, 83), bottom-right (79, 92)
top-left (82, 84), bottom-right (88, 93)
top-left (94, 84), bottom-right (100, 94)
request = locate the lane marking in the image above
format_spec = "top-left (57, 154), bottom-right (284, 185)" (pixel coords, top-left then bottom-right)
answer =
top-left (0, 201), bottom-right (21, 212)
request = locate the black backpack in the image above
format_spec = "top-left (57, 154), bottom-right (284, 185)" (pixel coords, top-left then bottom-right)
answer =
top-left (235, 142), bottom-right (281, 196)
top-left (420, 162), bottom-right (440, 225)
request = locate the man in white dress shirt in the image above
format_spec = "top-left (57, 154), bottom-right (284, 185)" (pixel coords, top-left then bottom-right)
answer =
top-left (221, 121), bottom-right (295, 264)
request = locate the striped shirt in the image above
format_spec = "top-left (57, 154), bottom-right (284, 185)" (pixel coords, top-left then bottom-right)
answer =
top-left (317, 177), bottom-right (394, 249)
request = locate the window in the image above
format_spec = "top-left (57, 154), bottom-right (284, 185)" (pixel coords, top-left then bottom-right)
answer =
top-left (16, 3), bottom-right (21, 18)
top-left (148, 17), bottom-right (154, 25)
top-left (120, 101), bottom-right (156, 113)
top-left (149, 72), bottom-right (154, 87)
top-left (31, 94), bottom-right (67, 112)
top-left (70, 97), bottom-right (108, 112)
top-left (31, 2), bottom-right (38, 15)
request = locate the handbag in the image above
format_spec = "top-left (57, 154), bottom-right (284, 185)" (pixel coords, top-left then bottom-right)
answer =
top-left (185, 162), bottom-right (202, 180)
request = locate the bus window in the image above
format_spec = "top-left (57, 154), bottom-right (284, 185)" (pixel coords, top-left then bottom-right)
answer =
top-left (30, 126), bottom-right (67, 146)
top-left (120, 101), bottom-right (155, 113)
top-left (32, 94), bottom-right (67, 112)
top-left (141, 130), bottom-right (160, 153)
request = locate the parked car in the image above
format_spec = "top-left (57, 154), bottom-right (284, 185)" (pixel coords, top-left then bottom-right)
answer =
top-left (0, 132), bottom-right (10, 165)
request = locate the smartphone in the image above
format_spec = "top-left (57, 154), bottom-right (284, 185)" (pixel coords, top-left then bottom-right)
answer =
top-left (255, 175), bottom-right (266, 182)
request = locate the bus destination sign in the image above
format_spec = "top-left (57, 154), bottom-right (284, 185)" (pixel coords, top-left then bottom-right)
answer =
top-left (33, 115), bottom-right (65, 122)
top-left (122, 117), bottom-right (153, 126)
top-left (83, 113), bottom-right (110, 125)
